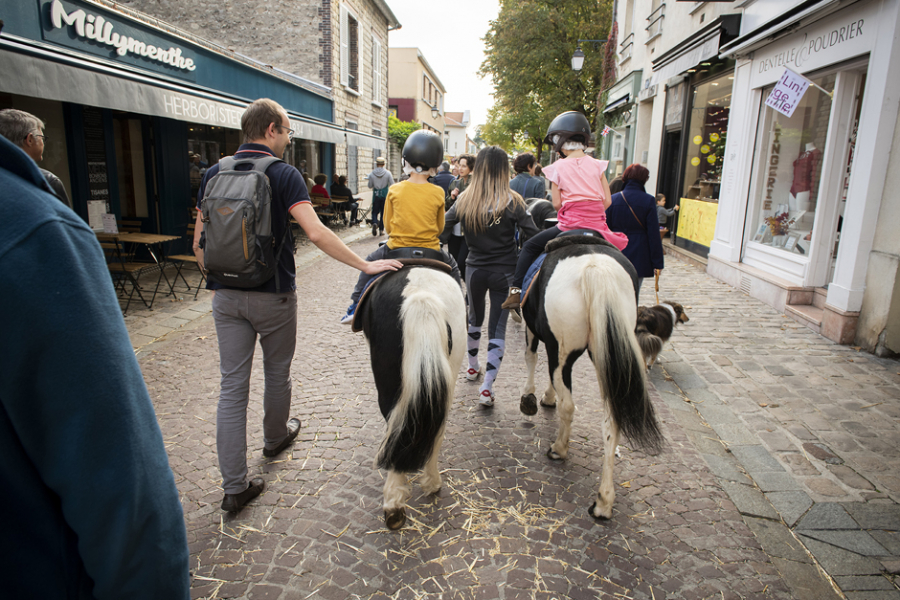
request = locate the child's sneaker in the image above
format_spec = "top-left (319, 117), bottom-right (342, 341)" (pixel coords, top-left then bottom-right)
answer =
top-left (466, 366), bottom-right (481, 381)
top-left (339, 304), bottom-right (356, 324)
top-left (478, 389), bottom-right (494, 407)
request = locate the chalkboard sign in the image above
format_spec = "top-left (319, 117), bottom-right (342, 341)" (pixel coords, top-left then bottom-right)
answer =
top-left (83, 107), bottom-right (111, 215)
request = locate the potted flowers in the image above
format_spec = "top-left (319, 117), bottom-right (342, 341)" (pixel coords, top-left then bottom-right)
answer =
top-left (764, 211), bottom-right (795, 246)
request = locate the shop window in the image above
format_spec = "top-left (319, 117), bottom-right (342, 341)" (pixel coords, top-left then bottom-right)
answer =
top-left (340, 5), bottom-right (360, 92)
top-left (372, 37), bottom-right (383, 105)
top-left (749, 74), bottom-right (835, 254)
top-left (187, 124), bottom-right (241, 209)
top-left (682, 73), bottom-right (732, 203)
top-left (112, 115), bottom-right (149, 219)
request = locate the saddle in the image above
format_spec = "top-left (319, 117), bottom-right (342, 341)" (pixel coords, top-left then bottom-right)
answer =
top-left (521, 230), bottom-right (616, 308)
top-left (350, 247), bottom-right (452, 332)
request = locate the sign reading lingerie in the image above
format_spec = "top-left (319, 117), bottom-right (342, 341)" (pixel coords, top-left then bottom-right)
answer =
top-left (765, 68), bottom-right (812, 118)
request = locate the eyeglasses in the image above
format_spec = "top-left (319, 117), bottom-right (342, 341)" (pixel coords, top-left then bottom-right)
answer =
top-left (274, 124), bottom-right (294, 140)
top-left (27, 133), bottom-right (47, 142)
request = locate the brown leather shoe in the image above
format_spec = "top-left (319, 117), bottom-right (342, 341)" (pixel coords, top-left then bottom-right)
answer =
top-left (501, 290), bottom-right (521, 310)
top-left (221, 477), bottom-right (265, 512)
top-left (263, 418), bottom-right (301, 458)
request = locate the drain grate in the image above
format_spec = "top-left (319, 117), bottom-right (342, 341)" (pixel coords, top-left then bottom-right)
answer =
top-left (739, 276), bottom-right (751, 294)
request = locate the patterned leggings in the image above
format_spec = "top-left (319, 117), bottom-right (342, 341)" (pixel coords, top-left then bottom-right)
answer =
top-left (465, 268), bottom-right (513, 394)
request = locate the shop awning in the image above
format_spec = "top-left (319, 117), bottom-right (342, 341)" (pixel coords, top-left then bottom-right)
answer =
top-left (0, 40), bottom-right (381, 148)
top-left (647, 15), bottom-right (741, 88)
top-left (603, 95), bottom-right (631, 113)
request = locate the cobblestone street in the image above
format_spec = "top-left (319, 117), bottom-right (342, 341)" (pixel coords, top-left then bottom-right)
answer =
top-left (128, 233), bottom-right (899, 599)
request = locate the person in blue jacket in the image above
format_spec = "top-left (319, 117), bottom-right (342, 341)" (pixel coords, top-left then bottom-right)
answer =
top-left (605, 163), bottom-right (664, 294)
top-left (0, 134), bottom-right (190, 599)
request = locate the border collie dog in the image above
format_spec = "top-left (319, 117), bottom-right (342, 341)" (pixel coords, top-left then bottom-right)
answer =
top-left (635, 302), bottom-right (689, 370)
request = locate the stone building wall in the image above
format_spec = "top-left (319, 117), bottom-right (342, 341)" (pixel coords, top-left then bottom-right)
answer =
top-left (119, 0), bottom-right (328, 86)
top-left (330, 0), bottom-right (390, 193)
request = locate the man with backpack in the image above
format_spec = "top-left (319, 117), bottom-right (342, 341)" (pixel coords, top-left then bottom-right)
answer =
top-left (193, 98), bottom-right (401, 513)
top-left (366, 156), bottom-right (394, 236)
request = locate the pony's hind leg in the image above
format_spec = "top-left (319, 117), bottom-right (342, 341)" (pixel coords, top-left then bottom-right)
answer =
top-left (547, 349), bottom-right (584, 460)
top-left (418, 426), bottom-right (446, 496)
top-left (383, 470), bottom-right (411, 530)
top-left (589, 412), bottom-right (620, 520)
top-left (520, 327), bottom-right (540, 415)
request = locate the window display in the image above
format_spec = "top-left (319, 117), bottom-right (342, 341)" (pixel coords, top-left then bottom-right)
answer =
top-left (750, 73), bottom-right (835, 255)
top-left (682, 73), bottom-right (733, 203)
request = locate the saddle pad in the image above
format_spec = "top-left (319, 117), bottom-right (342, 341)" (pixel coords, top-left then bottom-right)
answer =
top-left (520, 252), bottom-right (548, 308)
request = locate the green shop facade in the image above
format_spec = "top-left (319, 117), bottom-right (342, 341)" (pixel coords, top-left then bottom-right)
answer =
top-left (0, 0), bottom-right (373, 248)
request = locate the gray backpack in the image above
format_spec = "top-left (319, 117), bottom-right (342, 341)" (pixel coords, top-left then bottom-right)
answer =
top-left (200, 155), bottom-right (289, 290)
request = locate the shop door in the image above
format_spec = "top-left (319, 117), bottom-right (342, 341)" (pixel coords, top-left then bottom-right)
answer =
top-left (112, 113), bottom-right (155, 232)
top-left (658, 130), bottom-right (682, 220)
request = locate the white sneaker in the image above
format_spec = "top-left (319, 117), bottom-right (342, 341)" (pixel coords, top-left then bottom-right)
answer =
top-left (478, 389), bottom-right (494, 407)
top-left (339, 312), bottom-right (353, 324)
top-left (466, 366), bottom-right (481, 381)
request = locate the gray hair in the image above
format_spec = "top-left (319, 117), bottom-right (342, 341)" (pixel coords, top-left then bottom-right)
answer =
top-left (0, 109), bottom-right (44, 148)
top-left (440, 161), bottom-right (450, 172)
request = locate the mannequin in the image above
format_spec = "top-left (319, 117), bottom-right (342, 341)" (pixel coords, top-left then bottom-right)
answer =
top-left (789, 143), bottom-right (820, 212)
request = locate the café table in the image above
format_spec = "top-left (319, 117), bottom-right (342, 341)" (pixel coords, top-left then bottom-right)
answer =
top-left (96, 231), bottom-right (181, 310)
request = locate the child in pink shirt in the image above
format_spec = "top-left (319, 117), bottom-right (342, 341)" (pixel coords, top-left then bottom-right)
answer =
top-left (503, 111), bottom-right (628, 312)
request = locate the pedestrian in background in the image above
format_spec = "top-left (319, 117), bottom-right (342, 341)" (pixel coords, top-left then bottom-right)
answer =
top-left (0, 108), bottom-right (71, 207)
top-left (432, 160), bottom-right (455, 195)
top-left (446, 153), bottom-right (475, 279)
top-left (194, 99), bottom-right (401, 512)
top-left (656, 193), bottom-right (679, 239)
top-left (533, 164), bottom-right (550, 199)
top-left (609, 174), bottom-right (625, 195)
top-left (0, 133), bottom-right (190, 598)
top-left (441, 146), bottom-right (538, 407)
top-left (509, 152), bottom-right (545, 200)
top-left (330, 174), bottom-right (361, 225)
top-left (605, 163), bottom-right (664, 295)
top-left (366, 156), bottom-right (394, 236)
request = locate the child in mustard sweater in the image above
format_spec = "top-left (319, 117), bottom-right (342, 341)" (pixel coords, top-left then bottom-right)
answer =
top-left (341, 131), bottom-right (461, 323)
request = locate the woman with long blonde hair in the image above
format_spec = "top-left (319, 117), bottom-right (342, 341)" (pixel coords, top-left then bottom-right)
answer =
top-left (440, 146), bottom-right (539, 407)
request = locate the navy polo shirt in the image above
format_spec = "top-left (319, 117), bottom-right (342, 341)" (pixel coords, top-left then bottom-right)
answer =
top-left (198, 143), bottom-right (310, 293)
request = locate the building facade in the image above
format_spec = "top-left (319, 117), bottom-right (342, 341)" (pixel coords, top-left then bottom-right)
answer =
top-left (1, 0), bottom-right (344, 248)
top-left (121, 0), bottom-right (399, 193)
top-left (443, 111), bottom-right (470, 157)
top-left (608, 0), bottom-right (900, 353)
top-left (387, 47), bottom-right (446, 137)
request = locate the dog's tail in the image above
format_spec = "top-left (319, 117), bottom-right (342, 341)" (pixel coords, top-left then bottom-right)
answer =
top-left (635, 322), bottom-right (664, 365)
top-left (583, 259), bottom-right (663, 454)
top-left (376, 287), bottom-right (455, 472)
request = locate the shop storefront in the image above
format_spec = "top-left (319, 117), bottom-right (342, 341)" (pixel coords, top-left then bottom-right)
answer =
top-left (708, 0), bottom-right (900, 345)
top-left (643, 15), bottom-right (740, 258)
top-left (601, 70), bottom-right (642, 180)
top-left (0, 0), bottom-right (375, 247)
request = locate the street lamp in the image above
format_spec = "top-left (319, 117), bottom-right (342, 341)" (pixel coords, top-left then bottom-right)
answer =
top-left (571, 39), bottom-right (607, 72)
top-left (431, 105), bottom-right (440, 119)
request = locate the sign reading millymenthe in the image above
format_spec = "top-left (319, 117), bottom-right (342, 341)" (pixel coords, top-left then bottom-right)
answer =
top-left (42, 0), bottom-right (198, 79)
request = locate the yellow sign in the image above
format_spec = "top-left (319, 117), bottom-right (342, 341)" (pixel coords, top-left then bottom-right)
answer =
top-left (707, 154), bottom-right (717, 164)
top-left (693, 135), bottom-right (702, 145)
top-left (677, 197), bottom-right (719, 247)
top-left (691, 157), bottom-right (701, 167)
top-left (710, 133), bottom-right (720, 142)
top-left (701, 144), bottom-right (710, 154)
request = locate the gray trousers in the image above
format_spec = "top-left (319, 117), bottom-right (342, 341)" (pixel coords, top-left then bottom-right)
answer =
top-left (212, 289), bottom-right (297, 494)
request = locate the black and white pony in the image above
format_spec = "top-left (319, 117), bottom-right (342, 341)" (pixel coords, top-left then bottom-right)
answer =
top-left (355, 265), bottom-right (466, 530)
top-left (518, 234), bottom-right (663, 520)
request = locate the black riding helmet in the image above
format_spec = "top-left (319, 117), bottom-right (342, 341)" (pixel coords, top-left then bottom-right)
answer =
top-left (544, 111), bottom-right (593, 157)
top-left (402, 130), bottom-right (444, 171)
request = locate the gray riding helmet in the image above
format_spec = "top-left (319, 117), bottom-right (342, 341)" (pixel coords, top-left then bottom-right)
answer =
top-left (402, 130), bottom-right (444, 171)
top-left (543, 111), bottom-right (593, 156)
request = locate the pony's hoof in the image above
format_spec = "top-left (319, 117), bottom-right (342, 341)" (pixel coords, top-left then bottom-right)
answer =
top-left (520, 394), bottom-right (538, 416)
top-left (384, 508), bottom-right (406, 530)
top-left (588, 502), bottom-right (612, 520)
top-left (547, 447), bottom-right (565, 461)
top-left (540, 395), bottom-right (556, 408)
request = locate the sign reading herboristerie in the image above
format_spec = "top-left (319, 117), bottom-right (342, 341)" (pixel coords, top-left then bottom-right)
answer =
top-left (42, 0), bottom-right (198, 80)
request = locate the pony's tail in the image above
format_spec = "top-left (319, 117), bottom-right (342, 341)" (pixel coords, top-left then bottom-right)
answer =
top-left (376, 290), bottom-right (453, 472)
top-left (583, 264), bottom-right (663, 454)
top-left (635, 324), bottom-right (663, 365)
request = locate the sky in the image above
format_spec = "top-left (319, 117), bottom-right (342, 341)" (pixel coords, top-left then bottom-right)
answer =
top-left (385, 0), bottom-right (501, 135)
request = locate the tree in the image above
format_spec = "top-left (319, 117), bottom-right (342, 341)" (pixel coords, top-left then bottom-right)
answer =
top-left (387, 115), bottom-right (421, 149)
top-left (480, 0), bottom-right (615, 155)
